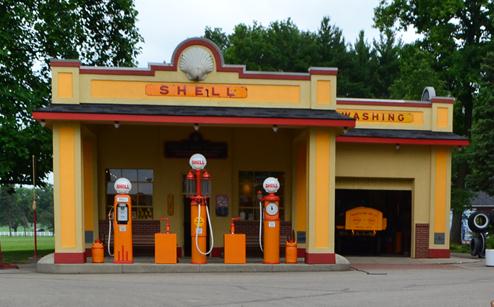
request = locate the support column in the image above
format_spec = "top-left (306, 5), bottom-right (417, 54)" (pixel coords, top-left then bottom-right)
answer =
top-left (305, 128), bottom-right (336, 264)
top-left (82, 134), bottom-right (98, 253)
top-left (53, 122), bottom-right (86, 263)
top-left (428, 148), bottom-right (451, 258)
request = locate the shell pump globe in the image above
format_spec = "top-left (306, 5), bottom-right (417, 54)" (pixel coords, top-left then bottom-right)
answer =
top-left (263, 177), bottom-right (280, 194)
top-left (114, 178), bottom-right (132, 194)
top-left (189, 153), bottom-right (207, 170)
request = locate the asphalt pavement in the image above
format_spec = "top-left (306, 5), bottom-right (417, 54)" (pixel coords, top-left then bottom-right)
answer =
top-left (0, 257), bottom-right (492, 307)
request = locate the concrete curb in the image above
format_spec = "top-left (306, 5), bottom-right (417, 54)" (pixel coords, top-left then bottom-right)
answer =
top-left (36, 253), bottom-right (351, 274)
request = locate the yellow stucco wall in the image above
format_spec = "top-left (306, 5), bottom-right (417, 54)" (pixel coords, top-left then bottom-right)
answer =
top-left (95, 124), bottom-right (294, 249)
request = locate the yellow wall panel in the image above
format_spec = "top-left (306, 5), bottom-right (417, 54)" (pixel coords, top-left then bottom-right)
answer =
top-left (59, 126), bottom-right (76, 248)
top-left (437, 107), bottom-right (449, 129)
top-left (434, 150), bottom-right (448, 232)
top-left (314, 130), bottom-right (330, 248)
top-left (57, 72), bottom-right (73, 99)
top-left (316, 80), bottom-right (331, 106)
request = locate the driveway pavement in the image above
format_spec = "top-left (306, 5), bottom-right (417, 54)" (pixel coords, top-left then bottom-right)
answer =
top-left (0, 257), bottom-right (492, 307)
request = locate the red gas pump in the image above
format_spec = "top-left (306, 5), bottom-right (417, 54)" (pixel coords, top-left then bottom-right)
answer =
top-left (258, 177), bottom-right (281, 264)
top-left (108, 177), bottom-right (133, 264)
top-left (185, 153), bottom-right (214, 264)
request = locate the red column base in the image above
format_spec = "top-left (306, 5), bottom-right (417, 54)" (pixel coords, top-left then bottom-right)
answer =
top-left (54, 252), bottom-right (87, 264)
top-left (297, 248), bottom-right (306, 258)
top-left (305, 252), bottom-right (335, 264)
top-left (428, 249), bottom-right (450, 258)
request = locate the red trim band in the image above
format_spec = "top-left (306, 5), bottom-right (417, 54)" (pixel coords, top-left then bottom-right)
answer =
top-left (54, 252), bottom-right (86, 264)
top-left (50, 60), bottom-right (81, 68)
top-left (33, 112), bottom-right (355, 128)
top-left (428, 249), bottom-right (450, 258)
top-left (305, 252), bottom-right (336, 264)
top-left (431, 97), bottom-right (455, 104)
top-left (336, 136), bottom-right (469, 146)
top-left (337, 99), bottom-right (432, 108)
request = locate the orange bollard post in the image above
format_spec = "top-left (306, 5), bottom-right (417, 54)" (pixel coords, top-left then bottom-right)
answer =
top-left (224, 217), bottom-right (246, 264)
top-left (91, 240), bottom-right (105, 263)
top-left (285, 230), bottom-right (297, 264)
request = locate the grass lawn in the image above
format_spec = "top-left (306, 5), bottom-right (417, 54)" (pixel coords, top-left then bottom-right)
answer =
top-left (0, 236), bottom-right (54, 264)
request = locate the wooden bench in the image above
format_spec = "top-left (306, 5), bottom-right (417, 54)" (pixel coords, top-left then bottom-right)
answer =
top-left (234, 220), bottom-right (292, 256)
top-left (98, 220), bottom-right (160, 254)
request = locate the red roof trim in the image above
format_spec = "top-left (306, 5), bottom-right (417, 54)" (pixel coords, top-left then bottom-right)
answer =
top-left (336, 136), bottom-right (469, 146)
top-left (337, 99), bottom-right (432, 108)
top-left (32, 112), bottom-right (355, 128)
top-left (50, 60), bottom-right (81, 68)
top-left (431, 97), bottom-right (455, 104)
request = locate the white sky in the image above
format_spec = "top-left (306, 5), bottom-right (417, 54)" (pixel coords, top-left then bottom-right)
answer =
top-left (134, 0), bottom-right (417, 66)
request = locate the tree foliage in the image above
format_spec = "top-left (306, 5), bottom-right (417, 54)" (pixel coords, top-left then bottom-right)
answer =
top-left (0, 185), bottom-right (54, 233)
top-left (204, 17), bottom-right (402, 99)
top-left (0, 0), bottom-right (142, 185)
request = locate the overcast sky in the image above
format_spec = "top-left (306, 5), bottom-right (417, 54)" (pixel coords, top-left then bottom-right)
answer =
top-left (134, 0), bottom-right (416, 66)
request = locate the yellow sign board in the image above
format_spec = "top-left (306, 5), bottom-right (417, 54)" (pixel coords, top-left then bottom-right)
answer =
top-left (145, 83), bottom-right (248, 98)
top-left (337, 109), bottom-right (413, 123)
top-left (345, 206), bottom-right (387, 231)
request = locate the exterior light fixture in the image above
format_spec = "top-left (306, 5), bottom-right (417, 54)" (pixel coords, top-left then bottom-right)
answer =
top-left (194, 123), bottom-right (200, 131)
top-left (343, 127), bottom-right (348, 134)
top-left (272, 125), bottom-right (279, 133)
top-left (395, 144), bottom-right (400, 151)
top-left (40, 120), bottom-right (46, 127)
top-left (114, 121), bottom-right (120, 128)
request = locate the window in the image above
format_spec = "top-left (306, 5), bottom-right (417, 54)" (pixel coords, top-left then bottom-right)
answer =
top-left (238, 171), bottom-right (284, 221)
top-left (106, 169), bottom-right (154, 220)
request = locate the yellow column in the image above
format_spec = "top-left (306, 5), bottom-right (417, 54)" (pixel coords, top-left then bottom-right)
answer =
top-left (53, 122), bottom-right (86, 263)
top-left (305, 128), bottom-right (336, 264)
top-left (428, 148), bottom-right (452, 258)
top-left (292, 136), bottom-right (307, 255)
top-left (82, 136), bottom-right (98, 250)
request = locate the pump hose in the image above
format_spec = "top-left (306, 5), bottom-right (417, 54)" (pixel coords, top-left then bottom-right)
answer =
top-left (259, 199), bottom-right (263, 253)
top-left (194, 198), bottom-right (214, 256)
top-left (107, 208), bottom-right (114, 256)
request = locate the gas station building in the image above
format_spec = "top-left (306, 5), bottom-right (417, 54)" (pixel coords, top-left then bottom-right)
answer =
top-left (33, 38), bottom-right (468, 264)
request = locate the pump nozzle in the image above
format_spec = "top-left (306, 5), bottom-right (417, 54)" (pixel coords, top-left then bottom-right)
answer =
top-left (160, 216), bottom-right (171, 234)
top-left (230, 217), bottom-right (240, 234)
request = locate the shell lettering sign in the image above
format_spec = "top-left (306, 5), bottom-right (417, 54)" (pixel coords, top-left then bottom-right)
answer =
top-left (145, 83), bottom-right (248, 99)
top-left (345, 206), bottom-right (387, 231)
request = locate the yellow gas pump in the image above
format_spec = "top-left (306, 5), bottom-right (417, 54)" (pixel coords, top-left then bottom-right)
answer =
top-left (109, 178), bottom-right (133, 264)
top-left (259, 177), bottom-right (281, 264)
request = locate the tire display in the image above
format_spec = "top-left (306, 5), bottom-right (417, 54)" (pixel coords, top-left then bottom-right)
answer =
top-left (468, 212), bottom-right (490, 233)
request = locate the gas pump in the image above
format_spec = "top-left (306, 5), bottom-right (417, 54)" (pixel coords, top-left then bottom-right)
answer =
top-left (258, 177), bottom-right (281, 264)
top-left (108, 177), bottom-right (133, 264)
top-left (185, 153), bottom-right (214, 264)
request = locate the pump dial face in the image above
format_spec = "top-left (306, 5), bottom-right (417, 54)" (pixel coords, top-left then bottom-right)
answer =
top-left (266, 202), bottom-right (279, 216)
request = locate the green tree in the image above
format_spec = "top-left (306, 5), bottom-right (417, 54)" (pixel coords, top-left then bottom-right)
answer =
top-left (0, 186), bottom-right (28, 234)
top-left (372, 29), bottom-right (402, 98)
top-left (468, 51), bottom-right (494, 195)
top-left (374, 0), bottom-right (494, 243)
top-left (346, 31), bottom-right (377, 98)
top-left (0, 0), bottom-right (142, 185)
top-left (37, 185), bottom-right (54, 231)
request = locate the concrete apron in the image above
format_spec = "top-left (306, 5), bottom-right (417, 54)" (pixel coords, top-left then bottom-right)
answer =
top-left (36, 254), bottom-right (351, 274)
